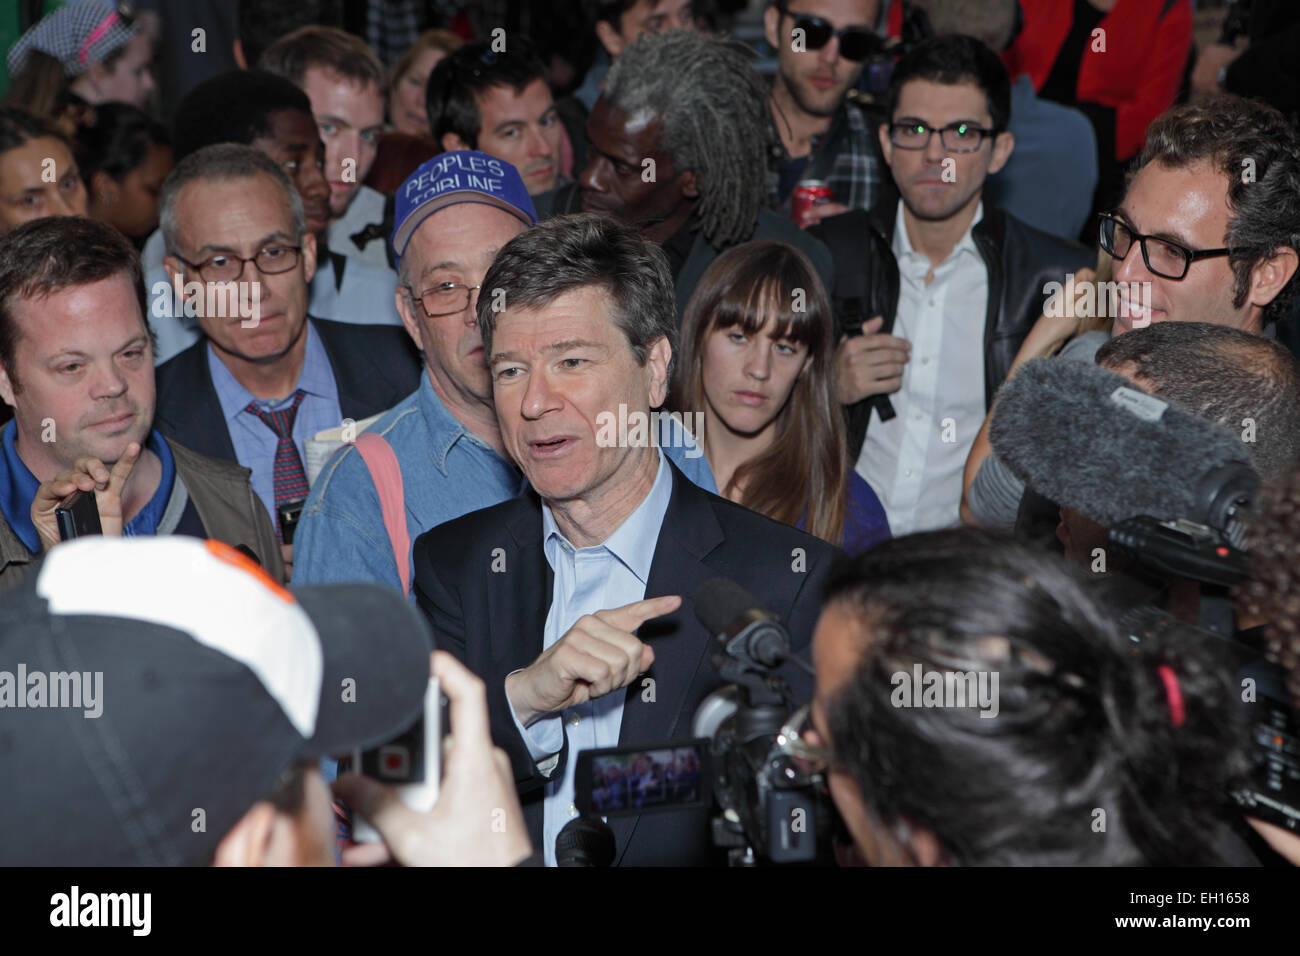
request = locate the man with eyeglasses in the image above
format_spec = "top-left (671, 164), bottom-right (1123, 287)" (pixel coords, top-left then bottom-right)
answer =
top-left (960, 95), bottom-right (1300, 533)
top-left (811, 35), bottom-right (1090, 537)
top-left (141, 70), bottom-right (405, 365)
top-left (764, 0), bottom-right (889, 227)
top-left (153, 144), bottom-right (421, 579)
top-left (292, 151), bottom-right (716, 597)
top-left (1100, 96), bottom-right (1300, 338)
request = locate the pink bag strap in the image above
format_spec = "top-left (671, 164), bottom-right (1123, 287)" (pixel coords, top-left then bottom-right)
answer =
top-left (353, 432), bottom-right (411, 596)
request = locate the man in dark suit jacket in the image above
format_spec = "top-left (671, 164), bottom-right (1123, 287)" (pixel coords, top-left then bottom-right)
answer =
top-left (152, 144), bottom-right (419, 575)
top-left (412, 214), bottom-right (840, 866)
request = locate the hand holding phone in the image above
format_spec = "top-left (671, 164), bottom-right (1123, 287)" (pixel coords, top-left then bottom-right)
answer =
top-left (29, 443), bottom-right (142, 550)
top-left (332, 651), bottom-right (533, 867)
top-left (348, 675), bottom-right (445, 843)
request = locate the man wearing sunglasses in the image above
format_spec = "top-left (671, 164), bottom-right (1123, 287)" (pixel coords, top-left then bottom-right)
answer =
top-left (811, 35), bottom-right (1090, 537)
top-left (154, 144), bottom-right (421, 579)
top-left (764, 0), bottom-right (888, 227)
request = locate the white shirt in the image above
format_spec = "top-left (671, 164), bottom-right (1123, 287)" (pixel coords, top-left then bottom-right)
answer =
top-left (511, 451), bottom-right (673, 866)
top-left (327, 184), bottom-right (392, 271)
top-left (856, 201), bottom-right (988, 536)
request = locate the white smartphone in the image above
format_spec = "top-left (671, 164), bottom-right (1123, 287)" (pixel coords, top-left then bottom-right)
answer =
top-left (350, 676), bottom-right (443, 843)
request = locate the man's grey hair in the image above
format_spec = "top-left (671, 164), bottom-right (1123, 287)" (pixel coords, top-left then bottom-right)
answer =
top-left (910, 0), bottom-right (1019, 52)
top-left (603, 30), bottom-right (772, 249)
top-left (477, 213), bottom-right (678, 382)
top-left (159, 143), bottom-right (306, 256)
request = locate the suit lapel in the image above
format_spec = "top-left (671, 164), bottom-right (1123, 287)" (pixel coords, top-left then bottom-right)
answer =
top-left (489, 492), bottom-right (551, 667)
top-left (163, 345), bottom-right (237, 463)
top-left (609, 463), bottom-right (724, 862)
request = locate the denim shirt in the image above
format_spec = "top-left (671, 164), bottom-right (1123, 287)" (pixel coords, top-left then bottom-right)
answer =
top-left (292, 372), bottom-right (524, 596)
top-left (294, 377), bottom-right (717, 598)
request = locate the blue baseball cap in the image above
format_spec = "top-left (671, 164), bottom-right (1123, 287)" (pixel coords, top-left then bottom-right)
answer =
top-left (391, 150), bottom-right (537, 263)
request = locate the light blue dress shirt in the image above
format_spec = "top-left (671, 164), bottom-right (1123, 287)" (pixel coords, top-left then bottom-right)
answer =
top-left (207, 321), bottom-right (343, 525)
top-left (517, 450), bottom-right (674, 866)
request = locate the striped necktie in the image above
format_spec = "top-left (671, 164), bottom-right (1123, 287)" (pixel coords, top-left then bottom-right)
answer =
top-left (245, 389), bottom-right (310, 539)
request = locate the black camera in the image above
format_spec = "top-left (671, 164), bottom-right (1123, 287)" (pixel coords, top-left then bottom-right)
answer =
top-left (571, 579), bottom-right (836, 866)
top-left (1108, 510), bottom-right (1300, 836)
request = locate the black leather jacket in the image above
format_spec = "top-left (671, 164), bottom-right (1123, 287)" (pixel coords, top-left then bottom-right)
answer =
top-left (811, 200), bottom-right (1092, 460)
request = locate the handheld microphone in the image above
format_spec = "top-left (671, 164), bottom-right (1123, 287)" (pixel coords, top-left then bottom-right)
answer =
top-left (555, 815), bottom-right (615, 867)
top-left (989, 358), bottom-right (1258, 535)
top-left (693, 578), bottom-right (793, 669)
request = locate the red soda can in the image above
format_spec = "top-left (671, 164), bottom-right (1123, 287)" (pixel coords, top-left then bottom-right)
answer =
top-left (792, 179), bottom-right (833, 228)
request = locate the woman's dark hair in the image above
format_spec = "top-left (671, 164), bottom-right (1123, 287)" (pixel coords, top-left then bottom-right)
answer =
top-left (74, 102), bottom-right (170, 189)
top-left (822, 529), bottom-right (1250, 865)
top-left (0, 106), bottom-right (60, 157)
top-left (886, 33), bottom-right (1012, 133)
top-left (673, 240), bottom-right (848, 544)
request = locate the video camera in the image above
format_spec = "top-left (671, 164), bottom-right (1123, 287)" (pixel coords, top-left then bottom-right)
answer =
top-left (1105, 481), bottom-right (1299, 837)
top-left (569, 579), bottom-right (838, 866)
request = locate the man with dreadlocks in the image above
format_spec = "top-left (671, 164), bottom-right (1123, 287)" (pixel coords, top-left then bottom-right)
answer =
top-left (534, 30), bottom-right (834, 323)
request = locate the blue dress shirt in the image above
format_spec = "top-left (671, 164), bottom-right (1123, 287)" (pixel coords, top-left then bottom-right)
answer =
top-left (207, 320), bottom-right (342, 524)
top-left (515, 450), bottom-right (674, 866)
top-left (0, 423), bottom-right (178, 553)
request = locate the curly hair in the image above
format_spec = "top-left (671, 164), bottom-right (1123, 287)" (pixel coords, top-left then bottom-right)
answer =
top-left (603, 30), bottom-right (773, 249)
top-left (1136, 96), bottom-right (1300, 326)
top-left (1237, 467), bottom-right (1300, 708)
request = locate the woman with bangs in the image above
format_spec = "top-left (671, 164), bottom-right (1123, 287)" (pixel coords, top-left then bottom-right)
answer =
top-left (672, 240), bottom-right (890, 554)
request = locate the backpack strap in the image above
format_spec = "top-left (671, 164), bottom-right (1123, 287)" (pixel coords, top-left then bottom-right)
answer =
top-left (353, 432), bottom-right (411, 596)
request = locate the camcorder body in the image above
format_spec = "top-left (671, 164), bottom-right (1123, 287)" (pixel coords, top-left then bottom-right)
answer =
top-left (1107, 511), bottom-right (1299, 837)
top-left (571, 580), bottom-right (839, 866)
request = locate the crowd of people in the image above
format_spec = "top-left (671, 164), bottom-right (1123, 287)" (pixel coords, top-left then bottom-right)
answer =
top-left (1, 0), bottom-right (1299, 869)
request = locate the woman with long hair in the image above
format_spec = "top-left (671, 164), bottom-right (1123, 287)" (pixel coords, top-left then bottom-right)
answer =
top-left (673, 240), bottom-right (889, 553)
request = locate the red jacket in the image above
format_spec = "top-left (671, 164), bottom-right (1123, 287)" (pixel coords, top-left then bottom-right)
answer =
top-left (1001, 0), bottom-right (1192, 161)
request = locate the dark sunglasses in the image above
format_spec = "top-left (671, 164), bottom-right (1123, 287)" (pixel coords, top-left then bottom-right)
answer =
top-left (778, 6), bottom-right (883, 62)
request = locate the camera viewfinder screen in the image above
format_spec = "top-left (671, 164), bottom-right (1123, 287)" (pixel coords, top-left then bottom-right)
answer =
top-left (586, 742), bottom-right (707, 817)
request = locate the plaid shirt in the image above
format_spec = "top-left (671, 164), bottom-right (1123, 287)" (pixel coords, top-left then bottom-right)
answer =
top-left (768, 98), bottom-right (885, 217)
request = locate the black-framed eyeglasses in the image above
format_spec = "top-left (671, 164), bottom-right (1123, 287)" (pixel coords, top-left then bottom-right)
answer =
top-left (404, 281), bottom-right (481, 319)
top-left (176, 245), bottom-right (302, 283)
top-left (889, 119), bottom-right (997, 153)
top-left (777, 4), bottom-right (883, 62)
top-left (1097, 213), bottom-right (1232, 281)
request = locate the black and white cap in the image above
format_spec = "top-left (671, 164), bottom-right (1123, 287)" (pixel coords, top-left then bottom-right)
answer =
top-left (0, 537), bottom-right (432, 865)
